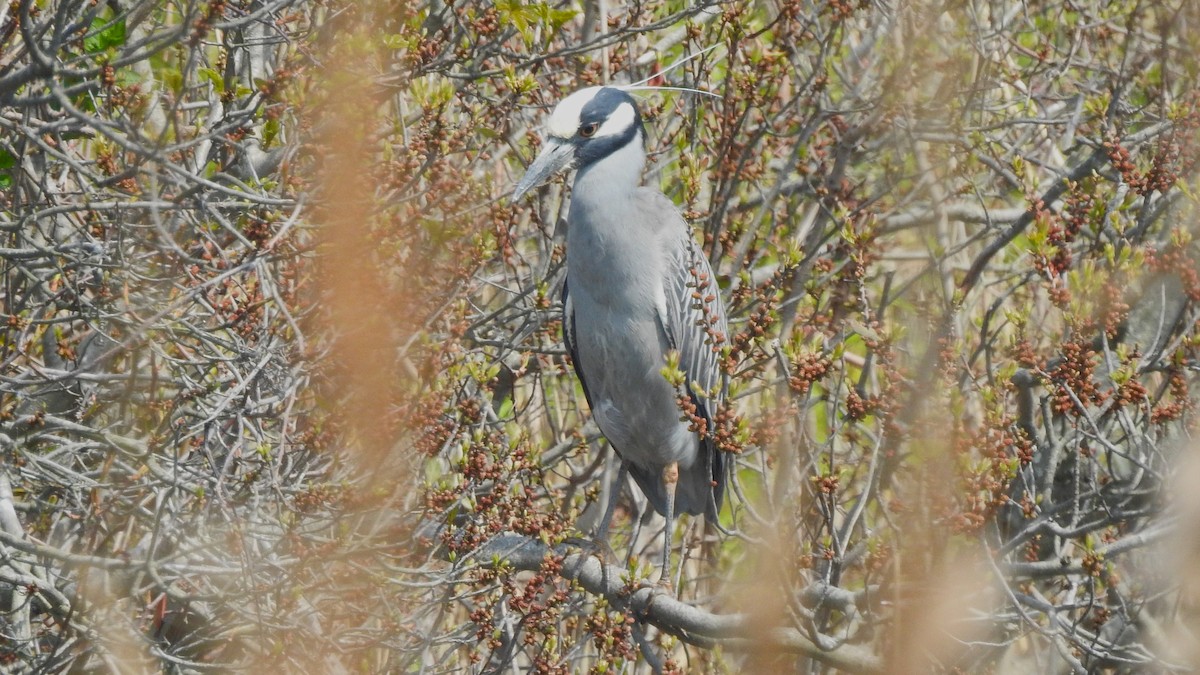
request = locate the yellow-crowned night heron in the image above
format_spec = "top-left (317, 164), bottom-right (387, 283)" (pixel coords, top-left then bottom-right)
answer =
top-left (513, 87), bottom-right (728, 581)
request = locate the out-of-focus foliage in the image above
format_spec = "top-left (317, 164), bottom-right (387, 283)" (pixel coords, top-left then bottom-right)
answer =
top-left (1, 0), bottom-right (1199, 672)
top-left (1, 0), bottom-right (317, 669)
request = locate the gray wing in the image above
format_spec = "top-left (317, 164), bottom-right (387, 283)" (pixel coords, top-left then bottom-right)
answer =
top-left (662, 225), bottom-right (729, 405)
top-left (561, 279), bottom-right (595, 410)
top-left (658, 211), bottom-right (730, 519)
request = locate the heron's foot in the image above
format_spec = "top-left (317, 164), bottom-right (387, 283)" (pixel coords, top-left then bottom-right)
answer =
top-left (655, 574), bottom-right (676, 595)
top-left (564, 534), bottom-right (618, 564)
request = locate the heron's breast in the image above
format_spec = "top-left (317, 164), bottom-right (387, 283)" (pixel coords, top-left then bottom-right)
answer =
top-left (572, 313), bottom-right (698, 467)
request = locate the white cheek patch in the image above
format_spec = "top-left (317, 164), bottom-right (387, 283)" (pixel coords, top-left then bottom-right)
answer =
top-left (547, 87), bottom-right (602, 138)
top-left (593, 102), bottom-right (635, 138)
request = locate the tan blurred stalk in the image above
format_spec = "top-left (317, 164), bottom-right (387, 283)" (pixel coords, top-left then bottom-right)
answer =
top-left (311, 6), bottom-right (401, 485)
top-left (248, 1), bottom-right (418, 669)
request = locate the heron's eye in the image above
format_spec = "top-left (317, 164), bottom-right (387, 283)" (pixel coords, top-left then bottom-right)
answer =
top-left (579, 122), bottom-right (599, 138)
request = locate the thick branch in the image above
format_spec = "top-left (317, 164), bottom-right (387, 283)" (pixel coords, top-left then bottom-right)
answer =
top-left (469, 534), bottom-right (884, 674)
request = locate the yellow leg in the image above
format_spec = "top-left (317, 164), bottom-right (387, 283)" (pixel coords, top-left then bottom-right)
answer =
top-left (595, 459), bottom-right (629, 543)
top-left (660, 462), bottom-right (679, 585)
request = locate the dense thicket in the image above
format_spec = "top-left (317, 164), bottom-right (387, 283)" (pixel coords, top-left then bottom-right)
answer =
top-left (1, 1), bottom-right (1198, 672)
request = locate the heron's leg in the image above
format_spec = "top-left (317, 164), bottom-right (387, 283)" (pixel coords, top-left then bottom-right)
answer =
top-left (659, 462), bottom-right (679, 584)
top-left (594, 459), bottom-right (629, 543)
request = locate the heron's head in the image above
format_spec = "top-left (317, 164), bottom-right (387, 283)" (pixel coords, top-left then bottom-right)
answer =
top-left (512, 87), bottom-right (645, 200)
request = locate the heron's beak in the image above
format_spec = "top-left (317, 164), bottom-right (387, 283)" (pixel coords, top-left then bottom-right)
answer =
top-left (512, 139), bottom-right (574, 201)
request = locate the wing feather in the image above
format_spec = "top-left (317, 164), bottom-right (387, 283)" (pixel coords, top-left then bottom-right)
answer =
top-left (562, 279), bottom-right (595, 410)
top-left (657, 204), bottom-right (730, 519)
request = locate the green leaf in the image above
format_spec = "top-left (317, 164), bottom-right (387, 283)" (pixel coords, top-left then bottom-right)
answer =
top-left (84, 15), bottom-right (127, 54)
top-left (199, 67), bottom-right (225, 91)
top-left (495, 396), bottom-right (513, 420)
top-left (0, 148), bottom-right (15, 189)
top-left (495, 0), bottom-right (577, 41)
top-left (263, 118), bottom-right (281, 145)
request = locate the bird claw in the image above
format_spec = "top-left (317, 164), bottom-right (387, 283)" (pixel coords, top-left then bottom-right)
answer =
top-left (630, 573), bottom-right (675, 597)
top-left (564, 534), bottom-right (618, 564)
top-left (654, 574), bottom-right (676, 595)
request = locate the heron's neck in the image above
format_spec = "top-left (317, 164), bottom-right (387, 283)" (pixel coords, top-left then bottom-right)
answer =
top-left (572, 135), bottom-right (646, 208)
top-left (566, 135), bottom-right (657, 296)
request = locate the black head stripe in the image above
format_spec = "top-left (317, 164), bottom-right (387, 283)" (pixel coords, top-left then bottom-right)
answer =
top-left (574, 88), bottom-right (644, 168)
top-left (579, 88), bottom-right (641, 128)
